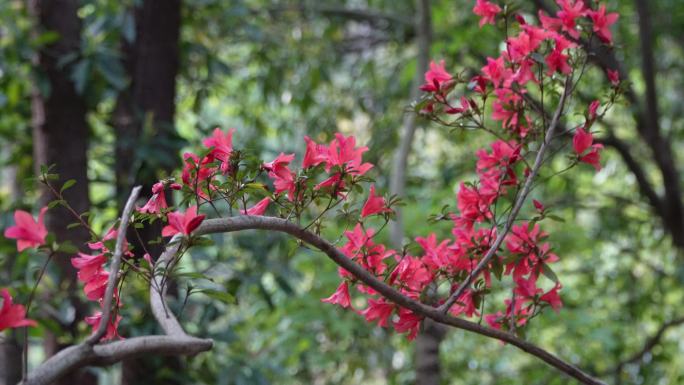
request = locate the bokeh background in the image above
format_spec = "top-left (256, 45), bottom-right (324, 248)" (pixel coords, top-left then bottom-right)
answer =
top-left (1, 0), bottom-right (683, 384)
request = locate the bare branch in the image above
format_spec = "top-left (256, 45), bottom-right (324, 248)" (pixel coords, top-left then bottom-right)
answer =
top-left (607, 316), bottom-right (684, 375)
top-left (20, 189), bottom-right (212, 385)
top-left (150, 235), bottom-right (189, 337)
top-left (86, 186), bottom-right (141, 345)
top-left (20, 336), bottom-right (211, 385)
top-left (194, 215), bottom-right (606, 385)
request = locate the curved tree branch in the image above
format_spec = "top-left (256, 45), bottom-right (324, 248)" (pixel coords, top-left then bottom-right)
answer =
top-left (194, 214), bottom-right (606, 385)
top-left (20, 191), bottom-right (212, 385)
top-left (86, 186), bottom-right (141, 345)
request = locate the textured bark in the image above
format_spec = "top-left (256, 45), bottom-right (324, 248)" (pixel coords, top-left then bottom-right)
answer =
top-left (111, 1), bottom-right (183, 383)
top-left (29, 0), bottom-right (94, 384)
top-left (0, 335), bottom-right (22, 385)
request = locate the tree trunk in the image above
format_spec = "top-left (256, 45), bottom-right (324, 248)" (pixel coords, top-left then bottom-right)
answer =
top-left (29, 0), bottom-right (95, 384)
top-left (112, 1), bottom-right (183, 384)
top-left (386, 1), bottom-right (445, 384)
top-left (0, 333), bottom-right (22, 385)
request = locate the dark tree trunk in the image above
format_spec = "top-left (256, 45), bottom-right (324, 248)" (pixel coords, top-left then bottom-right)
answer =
top-left (29, 0), bottom-right (95, 384)
top-left (112, 1), bottom-right (183, 384)
top-left (415, 320), bottom-right (447, 385)
top-left (0, 333), bottom-right (21, 385)
top-left (115, 0), bottom-right (182, 210)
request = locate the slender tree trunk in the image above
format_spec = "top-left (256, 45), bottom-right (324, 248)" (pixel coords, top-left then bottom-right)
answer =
top-left (0, 334), bottom-right (21, 385)
top-left (112, 1), bottom-right (183, 383)
top-left (387, 1), bottom-right (446, 384)
top-left (29, 0), bottom-right (95, 384)
top-left (389, 0), bottom-right (431, 247)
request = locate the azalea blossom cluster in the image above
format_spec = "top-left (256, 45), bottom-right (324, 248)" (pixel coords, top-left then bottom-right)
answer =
top-left (380, 0), bottom-right (618, 333)
top-left (70, 228), bottom-right (127, 340)
top-left (0, 0), bottom-right (620, 346)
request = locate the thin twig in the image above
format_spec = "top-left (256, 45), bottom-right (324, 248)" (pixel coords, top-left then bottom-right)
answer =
top-left (438, 77), bottom-right (572, 314)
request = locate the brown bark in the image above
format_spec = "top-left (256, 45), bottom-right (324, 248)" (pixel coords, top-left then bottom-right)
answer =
top-left (29, 0), bottom-right (95, 384)
top-left (111, 1), bottom-right (183, 383)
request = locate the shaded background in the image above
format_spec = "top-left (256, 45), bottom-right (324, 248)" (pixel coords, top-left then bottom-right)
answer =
top-left (1, 0), bottom-right (684, 384)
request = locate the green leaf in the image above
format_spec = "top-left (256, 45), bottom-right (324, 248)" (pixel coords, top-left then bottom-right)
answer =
top-left (47, 200), bottom-right (66, 209)
top-left (198, 289), bottom-right (237, 304)
top-left (60, 179), bottom-right (76, 194)
top-left (540, 263), bottom-right (559, 284)
top-left (57, 242), bottom-right (79, 254)
top-left (547, 214), bottom-right (566, 223)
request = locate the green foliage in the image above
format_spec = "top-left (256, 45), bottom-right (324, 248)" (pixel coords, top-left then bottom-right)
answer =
top-left (2, 0), bottom-right (684, 384)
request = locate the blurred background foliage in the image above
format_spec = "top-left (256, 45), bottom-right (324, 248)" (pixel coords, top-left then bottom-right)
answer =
top-left (1, 0), bottom-right (683, 384)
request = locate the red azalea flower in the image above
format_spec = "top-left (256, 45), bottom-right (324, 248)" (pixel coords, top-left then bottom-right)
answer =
top-left (4, 207), bottom-right (48, 252)
top-left (473, 0), bottom-right (502, 28)
top-left (326, 133), bottom-right (373, 176)
top-left (321, 281), bottom-right (352, 308)
top-left (262, 152), bottom-right (295, 172)
top-left (360, 297), bottom-right (395, 327)
top-left (85, 311), bottom-right (122, 341)
top-left (302, 136), bottom-right (329, 169)
top-left (162, 206), bottom-right (206, 237)
top-left (203, 128), bottom-right (236, 173)
top-left (540, 284), bottom-right (563, 311)
top-left (71, 253), bottom-right (107, 283)
top-left (420, 60), bottom-right (453, 92)
top-left (361, 185), bottom-right (391, 218)
top-left (138, 181), bottom-right (180, 214)
top-left (241, 197), bottom-right (271, 216)
top-left (572, 127), bottom-right (603, 170)
top-left (587, 5), bottom-right (619, 44)
top-left (588, 100), bottom-right (600, 120)
top-left (607, 69), bottom-right (620, 86)
top-left (393, 307), bottom-right (422, 340)
top-left (0, 288), bottom-right (36, 331)
top-left (182, 152), bottom-right (217, 199)
top-left (84, 270), bottom-right (109, 301)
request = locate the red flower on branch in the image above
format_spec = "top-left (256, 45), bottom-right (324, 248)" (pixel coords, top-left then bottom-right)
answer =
top-left (361, 185), bottom-right (391, 218)
top-left (420, 60), bottom-right (453, 93)
top-left (4, 207), bottom-right (48, 252)
top-left (203, 128), bottom-right (236, 173)
top-left (588, 5), bottom-right (619, 44)
top-left (473, 0), bottom-right (502, 28)
top-left (573, 127), bottom-right (603, 171)
top-left (0, 288), bottom-right (36, 331)
top-left (241, 197), bottom-right (271, 216)
top-left (162, 206), bottom-right (206, 237)
top-left (321, 281), bottom-right (352, 308)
